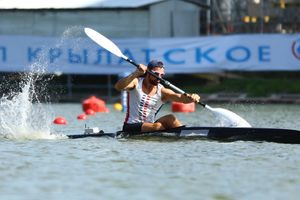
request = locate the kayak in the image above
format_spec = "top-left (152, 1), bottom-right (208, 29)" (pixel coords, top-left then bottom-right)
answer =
top-left (66, 126), bottom-right (300, 144)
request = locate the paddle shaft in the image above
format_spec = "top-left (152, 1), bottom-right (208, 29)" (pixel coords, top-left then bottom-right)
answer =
top-left (124, 57), bottom-right (206, 107)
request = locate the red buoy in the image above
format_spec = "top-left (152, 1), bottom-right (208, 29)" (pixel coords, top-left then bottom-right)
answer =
top-left (172, 102), bottom-right (195, 112)
top-left (77, 113), bottom-right (87, 120)
top-left (85, 108), bottom-right (96, 115)
top-left (53, 117), bottom-right (67, 125)
top-left (82, 96), bottom-right (109, 113)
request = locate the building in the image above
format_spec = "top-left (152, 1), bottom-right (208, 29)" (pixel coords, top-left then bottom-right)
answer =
top-left (208, 0), bottom-right (300, 34)
top-left (0, 0), bottom-right (205, 38)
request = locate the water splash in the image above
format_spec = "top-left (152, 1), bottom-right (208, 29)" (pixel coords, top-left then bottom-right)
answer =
top-left (0, 72), bottom-right (56, 139)
top-left (205, 105), bottom-right (251, 127)
top-left (0, 27), bottom-right (84, 139)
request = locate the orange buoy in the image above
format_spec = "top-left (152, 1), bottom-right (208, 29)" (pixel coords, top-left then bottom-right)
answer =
top-left (53, 117), bottom-right (67, 125)
top-left (172, 102), bottom-right (195, 113)
top-left (77, 113), bottom-right (87, 120)
top-left (85, 108), bottom-right (96, 115)
top-left (82, 96), bottom-right (109, 113)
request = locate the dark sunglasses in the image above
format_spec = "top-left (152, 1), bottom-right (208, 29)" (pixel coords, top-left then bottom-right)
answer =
top-left (151, 70), bottom-right (165, 78)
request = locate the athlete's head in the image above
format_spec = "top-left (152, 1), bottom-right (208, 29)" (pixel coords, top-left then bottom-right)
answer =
top-left (147, 60), bottom-right (164, 70)
top-left (147, 60), bottom-right (165, 86)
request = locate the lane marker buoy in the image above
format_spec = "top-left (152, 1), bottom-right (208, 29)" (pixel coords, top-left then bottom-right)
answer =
top-left (77, 113), bottom-right (87, 120)
top-left (85, 109), bottom-right (96, 115)
top-left (114, 103), bottom-right (123, 111)
top-left (53, 117), bottom-right (67, 125)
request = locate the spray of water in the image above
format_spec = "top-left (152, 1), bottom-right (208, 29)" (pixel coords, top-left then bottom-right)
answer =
top-left (205, 105), bottom-right (251, 127)
top-left (0, 26), bottom-right (85, 139)
top-left (0, 72), bottom-right (56, 139)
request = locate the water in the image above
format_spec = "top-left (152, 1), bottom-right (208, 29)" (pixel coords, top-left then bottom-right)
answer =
top-left (0, 103), bottom-right (300, 200)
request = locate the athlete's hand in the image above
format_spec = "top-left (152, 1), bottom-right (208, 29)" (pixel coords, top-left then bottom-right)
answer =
top-left (134, 64), bottom-right (147, 76)
top-left (186, 93), bottom-right (201, 103)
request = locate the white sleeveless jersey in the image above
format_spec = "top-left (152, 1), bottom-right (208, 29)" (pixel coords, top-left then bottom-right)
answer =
top-left (124, 78), bottom-right (164, 124)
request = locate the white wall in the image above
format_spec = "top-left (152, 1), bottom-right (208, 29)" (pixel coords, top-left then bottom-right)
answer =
top-left (149, 0), bottom-right (200, 37)
top-left (0, 0), bottom-right (201, 38)
top-left (0, 10), bottom-right (149, 38)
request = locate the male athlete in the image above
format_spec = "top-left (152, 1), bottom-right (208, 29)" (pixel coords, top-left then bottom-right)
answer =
top-left (115, 60), bottom-right (200, 133)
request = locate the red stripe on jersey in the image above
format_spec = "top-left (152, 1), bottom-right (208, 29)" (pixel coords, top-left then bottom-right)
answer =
top-left (142, 95), bottom-right (151, 121)
top-left (124, 91), bottom-right (130, 123)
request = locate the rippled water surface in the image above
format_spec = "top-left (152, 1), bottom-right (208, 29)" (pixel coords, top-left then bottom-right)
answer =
top-left (1, 103), bottom-right (300, 200)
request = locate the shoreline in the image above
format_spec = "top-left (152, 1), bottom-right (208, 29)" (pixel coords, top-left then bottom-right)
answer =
top-left (201, 93), bottom-right (300, 104)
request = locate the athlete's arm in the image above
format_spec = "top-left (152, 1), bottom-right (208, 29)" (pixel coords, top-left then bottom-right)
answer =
top-left (114, 64), bottom-right (147, 91)
top-left (161, 87), bottom-right (200, 103)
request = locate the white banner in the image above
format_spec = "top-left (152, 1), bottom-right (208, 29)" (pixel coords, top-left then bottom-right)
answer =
top-left (0, 34), bottom-right (300, 74)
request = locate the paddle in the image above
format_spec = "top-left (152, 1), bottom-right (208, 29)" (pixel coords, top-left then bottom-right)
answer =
top-left (84, 27), bottom-right (251, 127)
